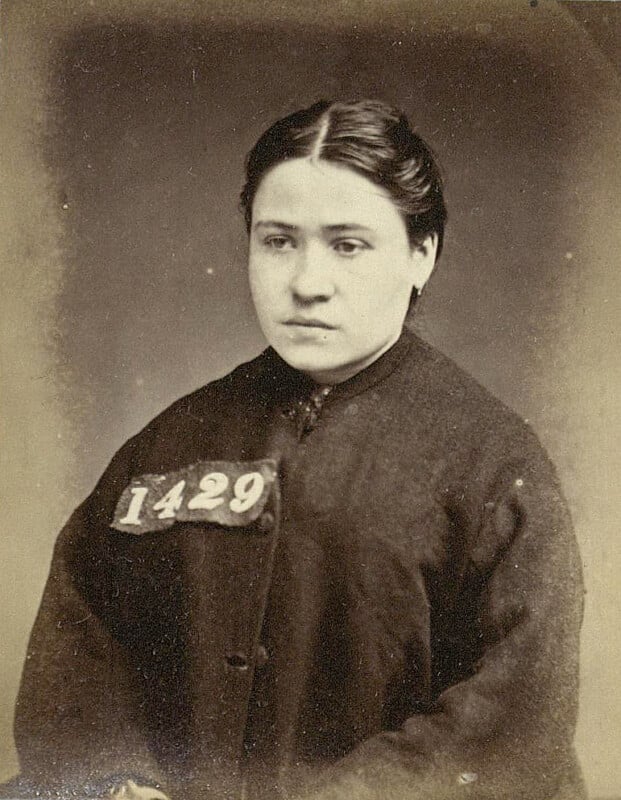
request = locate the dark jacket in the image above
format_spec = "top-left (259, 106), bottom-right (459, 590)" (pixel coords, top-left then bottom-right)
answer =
top-left (9, 329), bottom-right (586, 800)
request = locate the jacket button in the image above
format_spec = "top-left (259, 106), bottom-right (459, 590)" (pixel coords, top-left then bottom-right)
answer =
top-left (225, 652), bottom-right (249, 671)
top-left (256, 645), bottom-right (270, 668)
top-left (258, 511), bottom-right (275, 532)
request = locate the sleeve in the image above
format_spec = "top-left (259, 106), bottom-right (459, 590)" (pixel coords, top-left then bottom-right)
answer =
top-left (12, 438), bottom-right (171, 799)
top-left (296, 429), bottom-right (586, 800)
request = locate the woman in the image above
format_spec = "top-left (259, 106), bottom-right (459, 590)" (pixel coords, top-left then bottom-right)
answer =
top-left (7, 100), bottom-right (585, 800)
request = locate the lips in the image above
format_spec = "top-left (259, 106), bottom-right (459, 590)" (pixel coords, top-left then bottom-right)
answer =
top-left (284, 318), bottom-right (336, 330)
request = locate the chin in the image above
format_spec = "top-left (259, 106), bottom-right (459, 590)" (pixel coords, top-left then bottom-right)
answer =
top-left (274, 342), bottom-right (342, 376)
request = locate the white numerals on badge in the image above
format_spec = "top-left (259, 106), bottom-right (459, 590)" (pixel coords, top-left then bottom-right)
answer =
top-left (153, 480), bottom-right (186, 519)
top-left (118, 470), bottom-right (267, 527)
top-left (230, 472), bottom-right (265, 513)
top-left (187, 472), bottom-right (229, 510)
top-left (118, 486), bottom-right (149, 526)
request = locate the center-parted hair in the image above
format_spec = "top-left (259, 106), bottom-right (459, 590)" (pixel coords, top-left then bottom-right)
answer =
top-left (240, 99), bottom-right (447, 260)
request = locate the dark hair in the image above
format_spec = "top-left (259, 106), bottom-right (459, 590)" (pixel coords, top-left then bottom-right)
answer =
top-left (240, 99), bottom-right (447, 260)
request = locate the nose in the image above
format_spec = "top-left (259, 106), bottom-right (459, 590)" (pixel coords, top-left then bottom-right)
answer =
top-left (289, 243), bottom-right (335, 303)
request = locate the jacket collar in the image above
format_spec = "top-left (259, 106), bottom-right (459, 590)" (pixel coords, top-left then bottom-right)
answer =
top-left (261, 326), bottom-right (414, 410)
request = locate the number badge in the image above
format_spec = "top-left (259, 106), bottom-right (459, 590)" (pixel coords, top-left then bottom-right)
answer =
top-left (111, 459), bottom-right (278, 535)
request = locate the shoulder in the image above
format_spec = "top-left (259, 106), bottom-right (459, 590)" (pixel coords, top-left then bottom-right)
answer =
top-left (122, 347), bottom-right (275, 448)
top-left (395, 334), bottom-right (571, 536)
top-left (83, 349), bottom-right (275, 509)
top-left (146, 348), bottom-right (275, 431)
top-left (395, 330), bottom-right (552, 465)
top-left (397, 332), bottom-right (515, 419)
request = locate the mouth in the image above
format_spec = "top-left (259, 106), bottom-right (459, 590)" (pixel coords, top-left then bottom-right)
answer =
top-left (283, 318), bottom-right (337, 330)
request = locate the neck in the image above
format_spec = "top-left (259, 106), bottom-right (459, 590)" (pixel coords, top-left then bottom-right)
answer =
top-left (302, 329), bottom-right (403, 385)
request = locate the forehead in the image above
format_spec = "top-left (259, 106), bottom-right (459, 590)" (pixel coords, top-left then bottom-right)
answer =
top-left (252, 158), bottom-right (403, 230)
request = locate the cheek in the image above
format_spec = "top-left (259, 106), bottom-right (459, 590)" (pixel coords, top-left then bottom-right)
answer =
top-left (248, 256), bottom-right (267, 292)
top-left (248, 263), bottom-right (282, 316)
top-left (351, 266), bottom-right (411, 311)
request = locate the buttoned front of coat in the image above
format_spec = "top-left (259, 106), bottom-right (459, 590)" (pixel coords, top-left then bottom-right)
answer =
top-left (10, 330), bottom-right (586, 800)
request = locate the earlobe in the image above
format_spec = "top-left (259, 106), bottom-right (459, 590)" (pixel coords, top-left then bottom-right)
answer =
top-left (410, 233), bottom-right (438, 293)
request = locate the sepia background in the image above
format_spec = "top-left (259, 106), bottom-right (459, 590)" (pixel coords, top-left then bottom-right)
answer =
top-left (1, 0), bottom-right (620, 796)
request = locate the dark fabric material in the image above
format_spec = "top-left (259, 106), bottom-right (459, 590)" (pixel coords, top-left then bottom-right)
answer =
top-left (7, 329), bottom-right (586, 800)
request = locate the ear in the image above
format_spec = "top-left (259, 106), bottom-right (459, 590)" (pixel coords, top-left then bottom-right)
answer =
top-left (409, 233), bottom-right (438, 294)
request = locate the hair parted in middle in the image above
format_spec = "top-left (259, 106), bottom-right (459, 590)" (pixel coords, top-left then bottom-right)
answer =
top-left (240, 98), bottom-right (447, 260)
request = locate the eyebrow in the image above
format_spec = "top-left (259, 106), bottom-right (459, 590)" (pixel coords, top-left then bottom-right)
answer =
top-left (253, 221), bottom-right (297, 232)
top-left (324, 224), bottom-right (373, 233)
top-left (253, 221), bottom-right (374, 233)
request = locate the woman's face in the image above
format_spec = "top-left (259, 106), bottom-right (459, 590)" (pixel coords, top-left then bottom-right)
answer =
top-left (248, 158), bottom-right (436, 384)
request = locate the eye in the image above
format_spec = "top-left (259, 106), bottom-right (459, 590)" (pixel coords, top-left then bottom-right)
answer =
top-left (263, 235), bottom-right (296, 251)
top-left (332, 239), bottom-right (370, 257)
